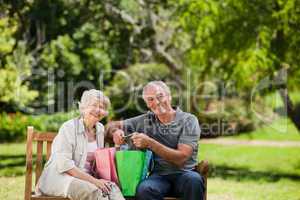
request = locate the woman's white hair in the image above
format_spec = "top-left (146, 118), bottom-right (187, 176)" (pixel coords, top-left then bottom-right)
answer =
top-left (78, 89), bottom-right (110, 115)
top-left (142, 81), bottom-right (171, 98)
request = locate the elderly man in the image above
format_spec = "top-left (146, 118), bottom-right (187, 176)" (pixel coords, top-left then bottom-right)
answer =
top-left (107, 81), bottom-right (204, 200)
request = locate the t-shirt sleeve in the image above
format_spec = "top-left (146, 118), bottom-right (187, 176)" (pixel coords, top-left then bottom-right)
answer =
top-left (178, 115), bottom-right (201, 151)
top-left (123, 114), bottom-right (147, 136)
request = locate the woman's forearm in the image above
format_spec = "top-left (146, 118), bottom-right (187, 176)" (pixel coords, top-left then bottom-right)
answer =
top-left (66, 167), bottom-right (97, 185)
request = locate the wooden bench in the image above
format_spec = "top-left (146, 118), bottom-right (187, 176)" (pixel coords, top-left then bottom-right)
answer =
top-left (25, 126), bottom-right (209, 200)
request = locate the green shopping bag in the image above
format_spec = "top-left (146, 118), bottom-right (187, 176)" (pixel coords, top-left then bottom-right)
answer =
top-left (115, 151), bottom-right (145, 196)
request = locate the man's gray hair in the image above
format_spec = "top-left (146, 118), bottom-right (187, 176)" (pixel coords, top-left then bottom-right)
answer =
top-left (78, 89), bottom-right (110, 115)
top-left (142, 81), bottom-right (171, 98)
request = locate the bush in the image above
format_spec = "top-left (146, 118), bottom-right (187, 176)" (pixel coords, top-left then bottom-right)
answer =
top-left (198, 98), bottom-right (271, 137)
top-left (0, 112), bottom-right (43, 142)
top-left (37, 110), bottom-right (79, 132)
top-left (0, 111), bottom-right (79, 142)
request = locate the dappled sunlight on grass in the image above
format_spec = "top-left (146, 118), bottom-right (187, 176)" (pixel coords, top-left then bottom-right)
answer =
top-left (0, 143), bottom-right (26, 177)
top-left (226, 117), bottom-right (300, 141)
top-left (199, 144), bottom-right (300, 177)
top-left (0, 176), bottom-right (24, 200)
top-left (198, 143), bottom-right (300, 199)
top-left (207, 177), bottom-right (300, 200)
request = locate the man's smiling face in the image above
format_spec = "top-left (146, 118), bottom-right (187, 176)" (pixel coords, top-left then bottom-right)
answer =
top-left (143, 84), bottom-right (172, 116)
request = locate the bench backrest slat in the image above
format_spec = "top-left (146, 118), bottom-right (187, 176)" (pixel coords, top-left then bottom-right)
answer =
top-left (46, 141), bottom-right (52, 160)
top-left (24, 126), bottom-right (57, 200)
top-left (35, 141), bottom-right (43, 185)
top-left (25, 127), bottom-right (34, 200)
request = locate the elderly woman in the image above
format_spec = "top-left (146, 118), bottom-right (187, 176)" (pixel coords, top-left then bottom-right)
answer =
top-left (36, 89), bottom-right (125, 200)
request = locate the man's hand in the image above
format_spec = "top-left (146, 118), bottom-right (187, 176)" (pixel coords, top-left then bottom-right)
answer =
top-left (131, 133), bottom-right (152, 149)
top-left (112, 129), bottom-right (125, 145)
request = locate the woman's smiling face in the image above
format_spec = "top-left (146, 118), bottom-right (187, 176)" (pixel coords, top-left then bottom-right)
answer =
top-left (83, 99), bottom-right (108, 124)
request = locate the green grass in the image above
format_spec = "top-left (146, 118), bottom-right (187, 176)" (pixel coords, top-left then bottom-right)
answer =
top-left (207, 177), bottom-right (300, 200)
top-left (227, 117), bottom-right (300, 141)
top-left (198, 143), bottom-right (300, 199)
top-left (1, 142), bottom-right (300, 200)
top-left (0, 143), bottom-right (27, 177)
top-left (199, 143), bottom-right (300, 178)
top-left (1, 176), bottom-right (299, 200)
top-left (0, 176), bottom-right (24, 200)
top-left (0, 143), bottom-right (26, 200)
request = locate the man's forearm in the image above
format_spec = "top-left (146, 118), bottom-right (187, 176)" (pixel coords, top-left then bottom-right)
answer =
top-left (147, 138), bottom-right (190, 168)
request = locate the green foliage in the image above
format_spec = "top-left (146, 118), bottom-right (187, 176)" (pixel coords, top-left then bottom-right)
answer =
top-left (0, 42), bottom-right (38, 109)
top-left (0, 111), bottom-right (79, 142)
top-left (0, 14), bottom-right (37, 110)
top-left (0, 0), bottom-right (299, 136)
top-left (198, 98), bottom-right (268, 136)
top-left (0, 17), bottom-right (17, 54)
top-left (106, 63), bottom-right (170, 119)
top-left (40, 35), bottom-right (83, 75)
top-left (0, 112), bottom-right (43, 142)
top-left (40, 22), bottom-right (112, 79)
top-left (37, 110), bottom-right (80, 132)
top-left (178, 0), bottom-right (300, 89)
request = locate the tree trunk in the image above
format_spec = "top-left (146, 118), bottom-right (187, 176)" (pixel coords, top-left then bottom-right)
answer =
top-left (278, 88), bottom-right (300, 131)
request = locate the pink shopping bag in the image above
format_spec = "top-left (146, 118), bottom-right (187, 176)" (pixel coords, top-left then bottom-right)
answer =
top-left (94, 148), bottom-right (119, 185)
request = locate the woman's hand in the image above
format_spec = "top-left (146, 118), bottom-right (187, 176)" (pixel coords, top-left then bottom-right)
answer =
top-left (66, 168), bottom-right (112, 194)
top-left (112, 129), bottom-right (125, 145)
top-left (93, 179), bottom-right (112, 194)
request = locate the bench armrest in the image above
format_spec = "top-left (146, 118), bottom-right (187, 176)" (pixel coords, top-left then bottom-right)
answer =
top-left (195, 160), bottom-right (209, 200)
top-left (196, 160), bottom-right (209, 177)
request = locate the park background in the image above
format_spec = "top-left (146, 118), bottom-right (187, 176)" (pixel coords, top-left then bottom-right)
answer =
top-left (1, 1), bottom-right (300, 199)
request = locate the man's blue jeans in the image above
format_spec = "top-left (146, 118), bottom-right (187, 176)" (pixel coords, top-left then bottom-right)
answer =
top-left (136, 170), bottom-right (205, 200)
